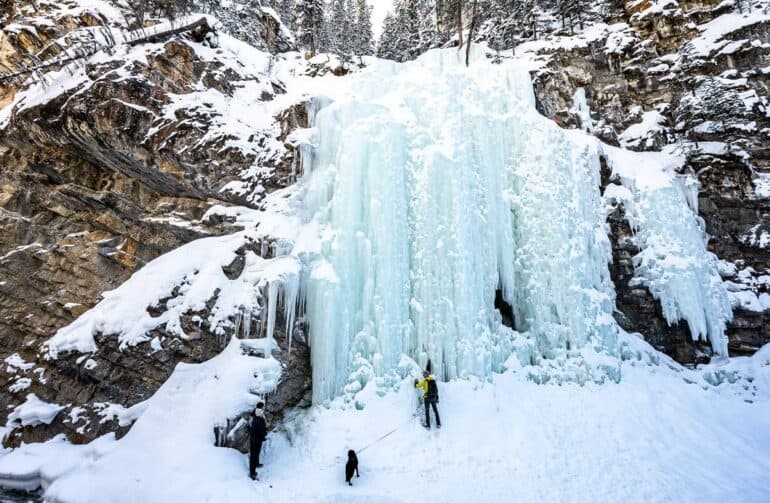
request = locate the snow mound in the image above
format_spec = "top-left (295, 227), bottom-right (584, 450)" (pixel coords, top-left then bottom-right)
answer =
top-left (5, 394), bottom-right (63, 428)
top-left (42, 339), bottom-right (279, 502)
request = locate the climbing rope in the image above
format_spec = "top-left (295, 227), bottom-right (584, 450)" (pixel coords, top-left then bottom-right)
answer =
top-left (357, 412), bottom-right (420, 454)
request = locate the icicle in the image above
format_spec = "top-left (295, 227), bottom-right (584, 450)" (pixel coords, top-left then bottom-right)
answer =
top-left (265, 281), bottom-right (279, 351)
top-left (571, 87), bottom-right (594, 133)
top-left (603, 148), bottom-right (732, 356)
top-left (283, 272), bottom-right (300, 352)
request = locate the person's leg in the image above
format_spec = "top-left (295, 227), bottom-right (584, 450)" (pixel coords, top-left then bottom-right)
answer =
top-left (431, 400), bottom-right (441, 427)
top-left (255, 440), bottom-right (263, 467)
top-left (424, 397), bottom-right (430, 427)
top-left (249, 443), bottom-right (258, 479)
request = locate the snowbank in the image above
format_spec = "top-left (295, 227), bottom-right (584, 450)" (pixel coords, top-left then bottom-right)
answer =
top-left (2, 340), bottom-right (769, 501)
top-left (6, 394), bottom-right (64, 429)
top-left (42, 339), bottom-right (280, 502)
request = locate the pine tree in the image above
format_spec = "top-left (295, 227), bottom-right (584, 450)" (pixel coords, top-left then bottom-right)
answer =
top-left (555, 0), bottom-right (585, 34)
top-left (344, 0), bottom-right (356, 54)
top-left (377, 0), bottom-right (421, 61)
top-left (129, 0), bottom-right (195, 24)
top-left (378, 0), bottom-right (443, 61)
top-left (416, 0), bottom-right (439, 53)
top-left (354, 0), bottom-right (374, 55)
top-left (328, 0), bottom-right (347, 54)
top-left (295, 0), bottom-right (326, 56)
top-left (377, 11), bottom-right (401, 60)
top-left (674, 78), bottom-right (747, 141)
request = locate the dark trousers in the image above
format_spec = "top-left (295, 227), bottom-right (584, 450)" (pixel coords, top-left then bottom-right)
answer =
top-left (424, 397), bottom-right (441, 427)
top-left (249, 440), bottom-right (263, 477)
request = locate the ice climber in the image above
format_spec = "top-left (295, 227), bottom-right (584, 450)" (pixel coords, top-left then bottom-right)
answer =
top-left (415, 371), bottom-right (441, 429)
top-left (249, 401), bottom-right (268, 480)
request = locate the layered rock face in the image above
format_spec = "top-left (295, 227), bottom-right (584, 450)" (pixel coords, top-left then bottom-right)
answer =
top-left (0, 0), bottom-right (308, 447)
top-left (527, 0), bottom-right (770, 362)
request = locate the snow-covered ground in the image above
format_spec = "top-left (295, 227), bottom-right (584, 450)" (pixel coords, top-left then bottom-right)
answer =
top-left (3, 339), bottom-right (770, 502)
top-left (262, 350), bottom-right (770, 503)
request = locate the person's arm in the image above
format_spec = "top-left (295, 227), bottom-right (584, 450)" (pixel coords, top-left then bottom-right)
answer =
top-left (356, 465), bottom-right (360, 477)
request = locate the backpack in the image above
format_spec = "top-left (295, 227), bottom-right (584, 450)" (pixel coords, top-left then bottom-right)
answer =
top-left (427, 379), bottom-right (439, 401)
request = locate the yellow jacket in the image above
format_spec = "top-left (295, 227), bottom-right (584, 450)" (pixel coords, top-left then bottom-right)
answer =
top-left (415, 376), bottom-right (434, 397)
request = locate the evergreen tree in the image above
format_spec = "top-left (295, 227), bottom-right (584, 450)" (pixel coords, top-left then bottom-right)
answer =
top-left (479, 0), bottom-right (542, 51)
top-left (129, 0), bottom-right (195, 24)
top-left (344, 0), bottom-right (356, 52)
top-left (354, 0), bottom-right (374, 55)
top-left (377, 11), bottom-right (401, 60)
top-left (295, 0), bottom-right (326, 56)
top-left (416, 0), bottom-right (439, 53)
top-left (328, 0), bottom-right (347, 54)
top-left (378, 0), bottom-right (442, 61)
top-left (436, 0), bottom-right (462, 44)
top-left (555, 0), bottom-right (585, 34)
top-left (675, 78), bottom-right (748, 141)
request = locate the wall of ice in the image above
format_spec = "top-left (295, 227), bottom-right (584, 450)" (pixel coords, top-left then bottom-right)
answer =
top-left (300, 48), bottom-right (621, 402)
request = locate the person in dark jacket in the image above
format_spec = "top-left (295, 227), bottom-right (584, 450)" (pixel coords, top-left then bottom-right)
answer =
top-left (415, 371), bottom-right (441, 429)
top-left (249, 402), bottom-right (268, 480)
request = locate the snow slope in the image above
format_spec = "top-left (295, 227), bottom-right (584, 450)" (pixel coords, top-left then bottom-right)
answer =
top-left (3, 338), bottom-right (770, 502)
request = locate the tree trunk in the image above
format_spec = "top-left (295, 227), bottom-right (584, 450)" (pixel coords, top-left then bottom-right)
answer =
top-left (456, 0), bottom-right (463, 48)
top-left (465, 0), bottom-right (477, 66)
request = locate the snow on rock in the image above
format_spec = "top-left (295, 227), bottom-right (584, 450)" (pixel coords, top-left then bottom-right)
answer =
top-left (754, 173), bottom-right (770, 198)
top-left (618, 110), bottom-right (669, 149)
top-left (40, 339), bottom-right (280, 502)
top-left (602, 146), bottom-right (732, 355)
top-left (689, 12), bottom-right (770, 58)
top-left (740, 224), bottom-right (770, 248)
top-left (8, 378), bottom-right (32, 394)
top-left (43, 229), bottom-right (302, 357)
top-left (93, 401), bottom-right (149, 427)
top-left (3, 354), bottom-right (34, 374)
top-left (6, 394), bottom-right (64, 428)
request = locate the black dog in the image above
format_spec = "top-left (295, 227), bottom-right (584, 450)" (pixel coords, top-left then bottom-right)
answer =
top-left (345, 450), bottom-right (359, 486)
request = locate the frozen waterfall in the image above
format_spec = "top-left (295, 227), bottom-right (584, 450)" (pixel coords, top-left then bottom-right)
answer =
top-left (42, 46), bottom-right (733, 405)
top-left (300, 48), bottom-right (622, 402)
